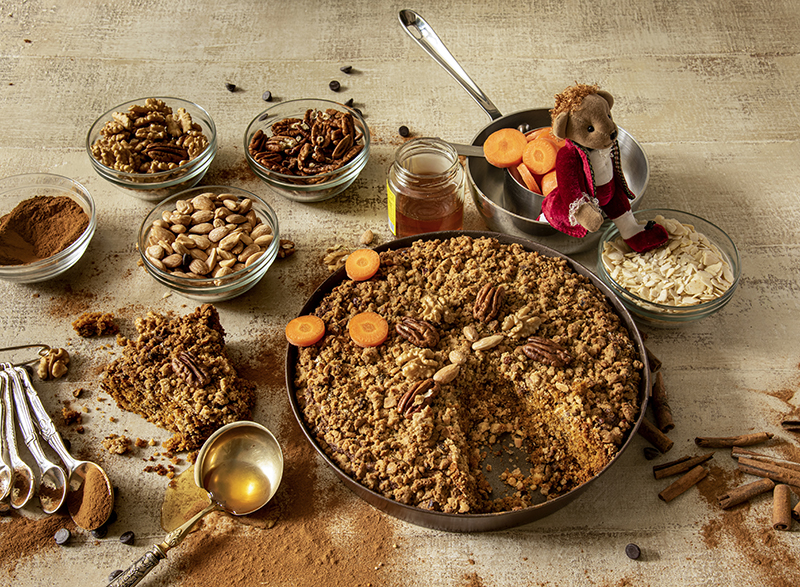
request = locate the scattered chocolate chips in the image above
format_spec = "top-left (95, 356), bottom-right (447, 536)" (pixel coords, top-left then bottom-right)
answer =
top-left (329, 80), bottom-right (341, 92)
top-left (225, 82), bottom-right (237, 92)
top-left (54, 528), bottom-right (71, 545)
top-left (108, 570), bottom-right (123, 581)
top-left (340, 65), bottom-right (353, 74)
top-left (258, 112), bottom-right (270, 121)
top-left (119, 530), bottom-right (135, 545)
top-left (344, 97), bottom-right (354, 107)
top-left (398, 125), bottom-right (410, 137)
top-left (643, 446), bottom-right (660, 460)
top-left (625, 543), bottom-right (641, 560)
top-left (91, 524), bottom-right (109, 539)
top-left (261, 90), bottom-right (272, 102)
top-left (107, 509), bottom-right (118, 525)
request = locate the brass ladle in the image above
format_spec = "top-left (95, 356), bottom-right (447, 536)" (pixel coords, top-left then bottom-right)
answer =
top-left (107, 421), bottom-right (284, 587)
top-left (14, 365), bottom-right (114, 529)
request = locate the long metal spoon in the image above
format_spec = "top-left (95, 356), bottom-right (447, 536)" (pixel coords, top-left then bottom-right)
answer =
top-left (107, 421), bottom-right (284, 587)
top-left (7, 367), bottom-right (67, 514)
top-left (14, 365), bottom-right (113, 529)
top-left (0, 374), bottom-right (13, 502)
top-left (0, 366), bottom-right (34, 509)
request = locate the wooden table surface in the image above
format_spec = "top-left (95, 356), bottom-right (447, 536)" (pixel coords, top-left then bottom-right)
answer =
top-left (1, 1), bottom-right (799, 586)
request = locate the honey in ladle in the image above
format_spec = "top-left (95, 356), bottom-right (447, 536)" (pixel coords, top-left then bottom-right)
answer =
top-left (203, 460), bottom-right (272, 515)
top-left (387, 138), bottom-right (465, 237)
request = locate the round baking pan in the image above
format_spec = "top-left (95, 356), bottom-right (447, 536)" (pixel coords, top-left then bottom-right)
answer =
top-left (286, 230), bottom-right (651, 533)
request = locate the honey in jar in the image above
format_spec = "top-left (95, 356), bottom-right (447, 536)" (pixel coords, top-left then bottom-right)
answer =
top-left (387, 138), bottom-right (465, 237)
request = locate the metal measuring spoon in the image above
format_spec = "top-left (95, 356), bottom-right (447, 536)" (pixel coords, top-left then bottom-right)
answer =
top-left (7, 367), bottom-right (67, 514)
top-left (14, 365), bottom-right (113, 528)
top-left (0, 366), bottom-right (34, 509)
top-left (107, 421), bottom-right (283, 587)
top-left (0, 373), bottom-right (13, 502)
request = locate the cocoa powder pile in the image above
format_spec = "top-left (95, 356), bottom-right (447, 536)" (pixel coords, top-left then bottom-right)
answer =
top-left (0, 195), bottom-right (89, 265)
top-left (66, 465), bottom-right (113, 531)
top-left (0, 512), bottom-right (76, 578)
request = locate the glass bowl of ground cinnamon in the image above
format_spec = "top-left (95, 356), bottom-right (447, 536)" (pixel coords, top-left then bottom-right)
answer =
top-left (0, 173), bottom-right (96, 283)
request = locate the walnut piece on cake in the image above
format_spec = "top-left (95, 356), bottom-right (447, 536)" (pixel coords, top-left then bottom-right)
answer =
top-left (101, 304), bottom-right (255, 451)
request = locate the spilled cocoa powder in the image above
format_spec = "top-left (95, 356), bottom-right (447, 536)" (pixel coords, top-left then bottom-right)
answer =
top-left (697, 463), bottom-right (800, 586)
top-left (0, 511), bottom-right (76, 578)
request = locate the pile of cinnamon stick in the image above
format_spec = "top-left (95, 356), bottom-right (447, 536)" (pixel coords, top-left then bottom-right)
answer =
top-left (637, 347), bottom-right (799, 529)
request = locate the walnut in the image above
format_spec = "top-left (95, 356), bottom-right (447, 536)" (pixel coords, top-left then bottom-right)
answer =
top-left (38, 348), bottom-right (70, 380)
top-left (395, 317), bottom-right (439, 348)
top-left (473, 283), bottom-right (505, 323)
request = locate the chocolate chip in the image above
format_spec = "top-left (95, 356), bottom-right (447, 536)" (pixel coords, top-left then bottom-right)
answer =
top-left (398, 125), bottom-right (410, 137)
top-left (106, 510), bottom-right (118, 525)
top-left (258, 112), bottom-right (270, 122)
top-left (643, 447), bottom-right (660, 460)
top-left (62, 437), bottom-right (71, 452)
top-left (54, 528), bottom-right (71, 545)
top-left (108, 570), bottom-right (123, 581)
top-left (225, 83), bottom-right (237, 92)
top-left (329, 80), bottom-right (341, 92)
top-left (339, 65), bottom-right (353, 74)
top-left (344, 97), bottom-right (354, 107)
top-left (119, 530), bottom-right (135, 545)
top-left (625, 543), bottom-right (641, 560)
top-left (261, 90), bottom-right (272, 102)
top-left (91, 524), bottom-right (108, 539)
top-left (352, 107), bottom-right (363, 118)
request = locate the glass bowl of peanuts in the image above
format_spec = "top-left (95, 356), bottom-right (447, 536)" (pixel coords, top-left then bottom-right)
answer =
top-left (138, 186), bottom-right (280, 301)
top-left (597, 209), bottom-right (741, 325)
top-left (87, 97), bottom-right (217, 201)
top-left (244, 98), bottom-right (371, 203)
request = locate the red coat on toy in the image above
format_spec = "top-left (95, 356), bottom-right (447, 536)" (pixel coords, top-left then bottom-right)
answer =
top-left (541, 84), bottom-right (667, 254)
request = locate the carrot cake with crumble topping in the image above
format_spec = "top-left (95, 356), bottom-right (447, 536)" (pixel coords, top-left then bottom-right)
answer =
top-left (292, 235), bottom-right (643, 514)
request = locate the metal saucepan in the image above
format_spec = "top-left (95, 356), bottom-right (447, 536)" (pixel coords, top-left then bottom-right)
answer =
top-left (287, 230), bottom-right (651, 533)
top-left (107, 421), bottom-right (283, 587)
top-left (398, 10), bottom-right (649, 256)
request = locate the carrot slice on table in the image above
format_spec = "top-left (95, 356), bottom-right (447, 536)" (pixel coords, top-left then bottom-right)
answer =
top-left (348, 312), bottom-right (389, 347)
top-left (285, 315), bottom-right (326, 347)
top-left (345, 248), bottom-right (381, 281)
top-left (541, 170), bottom-right (558, 196)
top-left (482, 128), bottom-right (527, 168)
top-left (522, 137), bottom-right (558, 175)
top-left (516, 163), bottom-right (542, 194)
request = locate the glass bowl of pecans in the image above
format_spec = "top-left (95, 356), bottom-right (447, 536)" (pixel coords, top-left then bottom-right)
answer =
top-left (0, 173), bottom-right (96, 283)
top-left (596, 209), bottom-right (741, 325)
top-left (138, 185), bottom-right (280, 301)
top-left (244, 98), bottom-right (370, 203)
top-left (87, 97), bottom-right (217, 201)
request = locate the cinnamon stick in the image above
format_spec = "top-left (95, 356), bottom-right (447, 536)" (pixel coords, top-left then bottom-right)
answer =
top-left (717, 478), bottom-right (775, 509)
top-left (737, 457), bottom-right (800, 487)
top-left (658, 465), bottom-right (708, 503)
top-left (772, 484), bottom-right (792, 530)
top-left (695, 432), bottom-right (773, 448)
top-left (638, 418), bottom-right (674, 454)
top-left (644, 345), bottom-right (662, 373)
top-left (781, 417), bottom-right (800, 432)
top-left (731, 447), bottom-right (800, 473)
top-left (653, 453), bottom-right (714, 480)
top-left (651, 371), bottom-right (674, 433)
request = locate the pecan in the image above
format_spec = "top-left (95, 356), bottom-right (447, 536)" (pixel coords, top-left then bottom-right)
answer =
top-left (171, 351), bottom-right (211, 387)
top-left (473, 283), bottom-right (505, 323)
top-left (522, 336), bottom-right (572, 368)
top-left (397, 378), bottom-right (439, 418)
top-left (395, 317), bottom-right (439, 348)
top-left (144, 144), bottom-right (189, 163)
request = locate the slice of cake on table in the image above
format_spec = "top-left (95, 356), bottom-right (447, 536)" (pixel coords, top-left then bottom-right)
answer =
top-left (102, 304), bottom-right (255, 452)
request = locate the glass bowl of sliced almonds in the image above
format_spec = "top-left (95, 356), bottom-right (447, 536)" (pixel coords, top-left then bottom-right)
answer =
top-left (138, 186), bottom-right (280, 301)
top-left (597, 209), bottom-right (740, 325)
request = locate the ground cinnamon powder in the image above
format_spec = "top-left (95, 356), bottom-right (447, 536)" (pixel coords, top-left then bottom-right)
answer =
top-left (0, 195), bottom-right (89, 265)
top-left (67, 465), bottom-right (113, 530)
top-left (0, 512), bottom-right (76, 578)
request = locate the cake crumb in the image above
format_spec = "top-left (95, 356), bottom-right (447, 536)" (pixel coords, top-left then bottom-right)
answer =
top-left (72, 312), bottom-right (119, 337)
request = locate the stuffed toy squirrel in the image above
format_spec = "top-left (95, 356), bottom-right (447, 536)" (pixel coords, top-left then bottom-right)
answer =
top-left (541, 84), bottom-right (668, 253)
